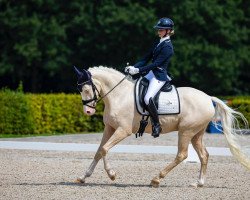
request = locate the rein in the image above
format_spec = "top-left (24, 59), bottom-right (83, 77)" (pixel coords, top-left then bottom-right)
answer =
top-left (96, 74), bottom-right (129, 103)
top-left (78, 74), bottom-right (130, 109)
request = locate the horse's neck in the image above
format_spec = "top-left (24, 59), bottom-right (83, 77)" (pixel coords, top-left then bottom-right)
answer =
top-left (91, 69), bottom-right (134, 107)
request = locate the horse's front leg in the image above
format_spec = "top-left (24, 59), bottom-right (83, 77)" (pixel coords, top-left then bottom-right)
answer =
top-left (98, 126), bottom-right (131, 180)
top-left (103, 156), bottom-right (116, 181)
top-left (100, 126), bottom-right (132, 157)
top-left (101, 126), bottom-right (132, 180)
top-left (77, 125), bottom-right (114, 183)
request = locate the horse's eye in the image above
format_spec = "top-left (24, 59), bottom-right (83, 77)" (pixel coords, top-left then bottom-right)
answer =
top-left (84, 89), bottom-right (90, 94)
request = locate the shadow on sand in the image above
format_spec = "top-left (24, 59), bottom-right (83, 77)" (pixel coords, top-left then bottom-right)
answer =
top-left (12, 181), bottom-right (233, 189)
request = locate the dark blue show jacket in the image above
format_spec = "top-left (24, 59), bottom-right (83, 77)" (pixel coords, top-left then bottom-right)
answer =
top-left (134, 39), bottom-right (174, 81)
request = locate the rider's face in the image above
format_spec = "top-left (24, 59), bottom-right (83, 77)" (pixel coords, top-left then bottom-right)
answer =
top-left (157, 29), bottom-right (166, 38)
top-left (157, 29), bottom-right (170, 38)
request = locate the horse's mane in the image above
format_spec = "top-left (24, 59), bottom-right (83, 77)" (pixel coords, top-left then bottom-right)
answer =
top-left (89, 66), bottom-right (135, 83)
top-left (89, 66), bottom-right (125, 78)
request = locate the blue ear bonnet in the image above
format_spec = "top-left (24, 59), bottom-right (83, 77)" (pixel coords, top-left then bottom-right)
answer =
top-left (73, 66), bottom-right (92, 84)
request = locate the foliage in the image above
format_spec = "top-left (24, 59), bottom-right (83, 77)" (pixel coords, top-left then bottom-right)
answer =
top-left (227, 98), bottom-right (250, 126)
top-left (0, 88), bottom-right (249, 135)
top-left (0, 90), bottom-right (104, 135)
top-left (0, 0), bottom-right (249, 95)
top-left (0, 89), bottom-right (35, 134)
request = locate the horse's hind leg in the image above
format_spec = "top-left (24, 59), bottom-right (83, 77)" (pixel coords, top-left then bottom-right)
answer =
top-left (151, 131), bottom-right (191, 187)
top-left (77, 124), bottom-right (114, 183)
top-left (190, 127), bottom-right (209, 188)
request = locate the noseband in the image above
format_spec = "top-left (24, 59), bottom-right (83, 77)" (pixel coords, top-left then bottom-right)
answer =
top-left (77, 74), bottom-right (129, 109)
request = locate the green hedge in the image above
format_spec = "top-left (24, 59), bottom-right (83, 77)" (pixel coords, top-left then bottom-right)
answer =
top-left (0, 90), bottom-right (104, 135)
top-left (227, 98), bottom-right (250, 126)
top-left (0, 89), bottom-right (35, 135)
top-left (0, 90), bottom-right (249, 135)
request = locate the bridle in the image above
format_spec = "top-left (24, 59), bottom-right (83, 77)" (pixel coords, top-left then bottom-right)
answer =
top-left (77, 74), bottom-right (129, 109)
top-left (77, 79), bottom-right (101, 109)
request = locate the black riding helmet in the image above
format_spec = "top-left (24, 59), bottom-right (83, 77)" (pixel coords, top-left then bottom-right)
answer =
top-left (154, 18), bottom-right (174, 30)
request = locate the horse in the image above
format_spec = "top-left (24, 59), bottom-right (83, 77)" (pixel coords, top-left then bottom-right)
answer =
top-left (74, 66), bottom-right (249, 188)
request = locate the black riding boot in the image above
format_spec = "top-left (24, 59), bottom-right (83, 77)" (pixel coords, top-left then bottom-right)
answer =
top-left (146, 98), bottom-right (162, 138)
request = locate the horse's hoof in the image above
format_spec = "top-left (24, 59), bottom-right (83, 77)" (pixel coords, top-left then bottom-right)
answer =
top-left (150, 177), bottom-right (160, 188)
top-left (189, 183), bottom-right (198, 188)
top-left (108, 169), bottom-right (116, 181)
top-left (189, 181), bottom-right (204, 188)
top-left (76, 177), bottom-right (85, 184)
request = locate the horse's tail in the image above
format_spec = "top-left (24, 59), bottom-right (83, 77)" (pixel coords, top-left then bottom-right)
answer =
top-left (211, 96), bottom-right (250, 170)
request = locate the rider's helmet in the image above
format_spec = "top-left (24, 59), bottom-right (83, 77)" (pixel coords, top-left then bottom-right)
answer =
top-left (154, 18), bottom-right (174, 30)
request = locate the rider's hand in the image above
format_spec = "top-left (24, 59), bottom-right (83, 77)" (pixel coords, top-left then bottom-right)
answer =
top-left (125, 66), bottom-right (134, 73)
top-left (127, 66), bottom-right (139, 75)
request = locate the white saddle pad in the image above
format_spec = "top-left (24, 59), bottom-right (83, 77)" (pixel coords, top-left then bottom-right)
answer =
top-left (135, 78), bottom-right (181, 115)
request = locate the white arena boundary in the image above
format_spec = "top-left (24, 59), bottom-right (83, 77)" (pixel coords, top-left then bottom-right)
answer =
top-left (0, 141), bottom-right (233, 163)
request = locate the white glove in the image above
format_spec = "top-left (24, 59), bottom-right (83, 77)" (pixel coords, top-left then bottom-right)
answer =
top-left (125, 66), bottom-right (134, 73)
top-left (127, 66), bottom-right (139, 75)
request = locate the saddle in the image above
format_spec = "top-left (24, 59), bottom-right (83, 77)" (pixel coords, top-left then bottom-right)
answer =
top-left (134, 77), bottom-right (180, 138)
top-left (135, 77), bottom-right (180, 116)
top-left (138, 77), bottom-right (172, 109)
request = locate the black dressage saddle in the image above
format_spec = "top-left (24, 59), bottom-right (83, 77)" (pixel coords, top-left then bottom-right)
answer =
top-left (137, 77), bottom-right (173, 110)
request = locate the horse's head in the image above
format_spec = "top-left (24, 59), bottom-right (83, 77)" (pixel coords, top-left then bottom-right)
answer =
top-left (74, 66), bottom-right (101, 116)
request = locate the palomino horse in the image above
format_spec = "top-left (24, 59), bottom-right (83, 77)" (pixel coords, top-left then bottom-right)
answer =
top-left (74, 66), bottom-right (249, 187)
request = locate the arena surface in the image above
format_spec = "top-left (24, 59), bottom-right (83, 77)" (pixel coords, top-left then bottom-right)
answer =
top-left (0, 132), bottom-right (249, 200)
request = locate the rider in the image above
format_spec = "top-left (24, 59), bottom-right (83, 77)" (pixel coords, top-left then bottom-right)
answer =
top-left (126, 18), bottom-right (174, 138)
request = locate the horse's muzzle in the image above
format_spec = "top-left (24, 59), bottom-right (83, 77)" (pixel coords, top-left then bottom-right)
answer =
top-left (84, 105), bottom-right (96, 116)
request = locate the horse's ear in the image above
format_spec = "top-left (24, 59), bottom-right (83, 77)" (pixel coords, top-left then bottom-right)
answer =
top-left (82, 65), bottom-right (89, 70)
top-left (82, 69), bottom-right (92, 80)
top-left (73, 66), bottom-right (83, 79)
top-left (74, 66), bottom-right (92, 83)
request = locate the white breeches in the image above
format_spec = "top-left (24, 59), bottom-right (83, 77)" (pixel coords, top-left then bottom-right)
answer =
top-left (144, 71), bottom-right (166, 105)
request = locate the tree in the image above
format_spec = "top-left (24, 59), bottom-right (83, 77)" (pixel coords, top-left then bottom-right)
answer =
top-left (164, 0), bottom-right (249, 95)
top-left (0, 0), bottom-right (249, 95)
top-left (0, 0), bottom-right (70, 92)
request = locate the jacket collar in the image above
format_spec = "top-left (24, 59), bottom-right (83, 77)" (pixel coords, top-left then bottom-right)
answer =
top-left (160, 36), bottom-right (170, 43)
